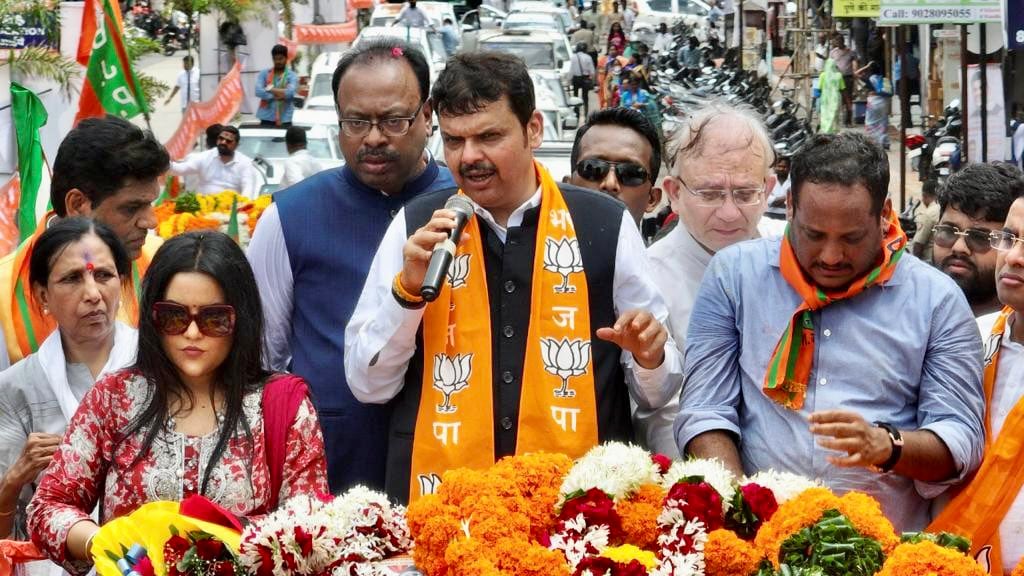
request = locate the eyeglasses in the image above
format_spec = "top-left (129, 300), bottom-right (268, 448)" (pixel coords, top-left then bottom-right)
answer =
top-left (151, 302), bottom-right (236, 337)
top-left (338, 100), bottom-right (425, 138)
top-left (575, 158), bottom-right (650, 187)
top-left (990, 230), bottom-right (1024, 252)
top-left (931, 224), bottom-right (995, 254)
top-left (674, 175), bottom-right (765, 207)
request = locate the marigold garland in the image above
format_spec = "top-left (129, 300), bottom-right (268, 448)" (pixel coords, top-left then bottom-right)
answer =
top-left (754, 487), bottom-right (898, 568)
top-left (616, 484), bottom-right (665, 550)
top-left (876, 541), bottom-right (986, 576)
top-left (704, 529), bottom-right (761, 576)
top-left (406, 452), bottom-right (572, 576)
top-left (1012, 558), bottom-right (1024, 576)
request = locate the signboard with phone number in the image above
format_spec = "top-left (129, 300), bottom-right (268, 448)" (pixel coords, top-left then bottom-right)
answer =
top-left (878, 0), bottom-right (1002, 24)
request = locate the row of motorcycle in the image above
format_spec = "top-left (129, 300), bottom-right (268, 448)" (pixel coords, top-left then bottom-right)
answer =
top-left (127, 5), bottom-right (197, 56)
top-left (642, 23), bottom-right (814, 162)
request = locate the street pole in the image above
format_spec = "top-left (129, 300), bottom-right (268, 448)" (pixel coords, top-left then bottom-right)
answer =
top-left (739, 0), bottom-right (744, 68)
top-left (899, 25), bottom-right (907, 210)
top-left (960, 23), bottom-right (968, 162)
top-left (980, 22), bottom-right (988, 162)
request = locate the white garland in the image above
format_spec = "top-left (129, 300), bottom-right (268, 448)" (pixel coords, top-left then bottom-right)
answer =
top-left (559, 442), bottom-right (662, 503)
top-left (742, 470), bottom-right (823, 505)
top-left (660, 459), bottom-right (737, 513)
top-left (238, 487), bottom-right (411, 576)
top-left (547, 514), bottom-right (611, 570)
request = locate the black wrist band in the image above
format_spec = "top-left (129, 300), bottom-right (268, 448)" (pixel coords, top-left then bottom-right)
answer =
top-left (392, 285), bottom-right (426, 309)
top-left (873, 421), bottom-right (904, 473)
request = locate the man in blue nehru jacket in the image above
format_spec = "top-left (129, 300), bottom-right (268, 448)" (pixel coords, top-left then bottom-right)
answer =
top-left (248, 38), bottom-right (455, 493)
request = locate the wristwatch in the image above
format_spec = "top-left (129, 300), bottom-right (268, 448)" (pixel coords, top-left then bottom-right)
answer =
top-left (873, 421), bottom-right (904, 473)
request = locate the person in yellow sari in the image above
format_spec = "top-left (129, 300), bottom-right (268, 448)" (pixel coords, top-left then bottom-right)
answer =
top-left (0, 116), bottom-right (168, 366)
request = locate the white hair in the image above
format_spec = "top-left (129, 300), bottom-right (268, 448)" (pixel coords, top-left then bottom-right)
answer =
top-left (665, 99), bottom-right (775, 175)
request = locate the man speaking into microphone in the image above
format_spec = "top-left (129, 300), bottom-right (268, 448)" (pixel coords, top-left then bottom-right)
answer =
top-left (345, 51), bottom-right (682, 504)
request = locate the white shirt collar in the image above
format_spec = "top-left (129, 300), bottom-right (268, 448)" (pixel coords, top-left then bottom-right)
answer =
top-left (466, 186), bottom-right (542, 243)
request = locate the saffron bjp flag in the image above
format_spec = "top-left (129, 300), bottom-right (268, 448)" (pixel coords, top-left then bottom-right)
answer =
top-left (76, 0), bottom-right (126, 66)
top-left (10, 83), bottom-right (48, 244)
top-left (74, 0), bottom-right (148, 123)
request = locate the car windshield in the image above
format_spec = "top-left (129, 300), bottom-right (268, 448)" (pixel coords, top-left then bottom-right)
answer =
top-left (238, 132), bottom-right (336, 160)
top-left (426, 32), bottom-right (447, 61)
top-left (680, 0), bottom-right (708, 14)
top-left (485, 41), bottom-right (555, 68)
top-left (647, 0), bottom-right (673, 11)
top-left (310, 73), bottom-right (334, 98)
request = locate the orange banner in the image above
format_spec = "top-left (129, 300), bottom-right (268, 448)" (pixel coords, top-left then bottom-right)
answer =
top-left (163, 61), bottom-right (244, 161)
top-left (350, 0), bottom-right (375, 9)
top-left (0, 176), bottom-right (19, 257)
top-left (293, 21), bottom-right (358, 44)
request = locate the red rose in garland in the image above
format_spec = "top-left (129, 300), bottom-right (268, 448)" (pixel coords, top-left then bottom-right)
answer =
top-left (164, 534), bottom-right (192, 564)
top-left (575, 556), bottom-right (648, 576)
top-left (194, 538), bottom-right (225, 561)
top-left (651, 454), bottom-right (672, 475)
top-left (561, 488), bottom-right (623, 539)
top-left (741, 483), bottom-right (778, 523)
top-left (726, 483), bottom-right (779, 539)
top-left (666, 482), bottom-right (724, 531)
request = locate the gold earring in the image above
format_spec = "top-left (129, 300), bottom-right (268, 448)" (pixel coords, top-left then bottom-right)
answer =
top-left (42, 307), bottom-right (49, 315)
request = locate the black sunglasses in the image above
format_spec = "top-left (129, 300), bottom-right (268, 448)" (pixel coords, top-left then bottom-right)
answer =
top-left (151, 302), bottom-right (236, 337)
top-left (575, 158), bottom-right (650, 187)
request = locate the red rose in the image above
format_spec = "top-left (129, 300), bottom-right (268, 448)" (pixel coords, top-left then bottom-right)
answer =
top-left (651, 454), bottom-right (672, 475)
top-left (615, 559), bottom-right (649, 576)
top-left (164, 535), bottom-right (191, 563)
top-left (293, 526), bottom-right (315, 557)
top-left (134, 556), bottom-right (156, 576)
top-left (560, 488), bottom-right (622, 538)
top-left (255, 545), bottom-right (275, 576)
top-left (575, 555), bottom-right (617, 576)
top-left (666, 482), bottom-right (724, 531)
top-left (195, 538), bottom-right (225, 561)
top-left (212, 560), bottom-right (236, 576)
top-left (740, 483), bottom-right (778, 523)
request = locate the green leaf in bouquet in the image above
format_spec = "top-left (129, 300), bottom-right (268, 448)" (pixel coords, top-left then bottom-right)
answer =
top-left (777, 509), bottom-right (884, 576)
top-left (726, 489), bottom-right (759, 539)
top-left (174, 193), bottom-right (201, 214)
top-left (899, 531), bottom-right (971, 554)
top-left (105, 550), bottom-right (121, 562)
top-left (169, 525), bottom-right (180, 537)
top-left (680, 475), bottom-right (705, 485)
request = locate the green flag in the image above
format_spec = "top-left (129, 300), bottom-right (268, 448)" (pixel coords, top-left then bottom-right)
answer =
top-left (74, 0), bottom-right (148, 122)
top-left (227, 196), bottom-right (239, 243)
top-left (10, 82), bottom-right (48, 243)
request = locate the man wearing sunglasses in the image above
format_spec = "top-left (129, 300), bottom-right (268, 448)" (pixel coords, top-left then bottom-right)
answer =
top-left (639, 102), bottom-right (776, 457)
top-left (929, 192), bottom-right (1024, 573)
top-left (0, 116), bottom-right (169, 367)
top-left (247, 39), bottom-right (455, 495)
top-left (931, 163), bottom-right (1024, 319)
top-left (680, 132), bottom-right (984, 532)
top-left (569, 107), bottom-right (662, 226)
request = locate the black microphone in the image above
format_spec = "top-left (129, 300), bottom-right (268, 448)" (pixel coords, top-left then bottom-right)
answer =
top-left (420, 195), bottom-right (474, 302)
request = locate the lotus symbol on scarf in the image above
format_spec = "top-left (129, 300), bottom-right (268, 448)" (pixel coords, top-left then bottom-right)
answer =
top-left (433, 353), bottom-right (473, 413)
top-left (541, 337), bottom-right (591, 398)
top-left (447, 254), bottom-right (471, 289)
top-left (543, 237), bottom-right (584, 293)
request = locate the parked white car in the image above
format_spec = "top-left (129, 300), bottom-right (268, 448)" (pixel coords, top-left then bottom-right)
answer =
top-left (293, 51), bottom-right (347, 126)
top-left (479, 29), bottom-right (572, 87)
top-left (236, 124), bottom-right (344, 194)
top-left (508, 1), bottom-right (574, 30)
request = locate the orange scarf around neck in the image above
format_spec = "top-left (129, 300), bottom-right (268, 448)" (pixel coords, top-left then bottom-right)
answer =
top-left (409, 162), bottom-right (598, 502)
top-left (928, 307), bottom-right (1021, 575)
top-left (764, 210), bottom-right (907, 409)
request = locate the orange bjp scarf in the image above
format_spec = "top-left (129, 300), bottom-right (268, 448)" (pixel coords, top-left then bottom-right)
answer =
top-left (928, 307), bottom-right (1021, 576)
top-left (763, 210), bottom-right (907, 409)
top-left (409, 162), bottom-right (598, 503)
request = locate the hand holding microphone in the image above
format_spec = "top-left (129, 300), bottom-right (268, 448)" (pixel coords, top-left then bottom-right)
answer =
top-left (400, 196), bottom-right (475, 302)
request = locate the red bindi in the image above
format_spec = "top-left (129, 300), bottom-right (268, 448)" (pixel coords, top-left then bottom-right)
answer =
top-left (85, 262), bottom-right (95, 272)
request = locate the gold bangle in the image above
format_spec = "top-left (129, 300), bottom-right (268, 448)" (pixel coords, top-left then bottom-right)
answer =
top-left (393, 273), bottom-right (424, 304)
top-left (85, 532), bottom-right (97, 558)
top-left (0, 508), bottom-right (15, 518)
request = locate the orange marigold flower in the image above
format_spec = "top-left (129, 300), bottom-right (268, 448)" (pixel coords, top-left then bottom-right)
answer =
top-left (616, 483), bottom-right (665, 550)
top-left (1012, 558), bottom-right (1024, 576)
top-left (836, 491), bottom-right (899, 553)
top-left (705, 529), bottom-right (762, 576)
top-left (876, 541), bottom-right (986, 576)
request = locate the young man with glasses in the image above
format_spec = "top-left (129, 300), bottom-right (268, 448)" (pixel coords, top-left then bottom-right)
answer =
top-left (680, 131), bottom-right (984, 533)
top-left (931, 163), bottom-right (1024, 320)
top-left (930, 191), bottom-right (1024, 574)
top-left (569, 107), bottom-right (661, 226)
top-left (639, 102), bottom-right (775, 457)
top-left (247, 39), bottom-right (455, 495)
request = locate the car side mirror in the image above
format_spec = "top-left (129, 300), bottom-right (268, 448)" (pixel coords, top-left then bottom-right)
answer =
top-left (293, 97), bottom-right (305, 109)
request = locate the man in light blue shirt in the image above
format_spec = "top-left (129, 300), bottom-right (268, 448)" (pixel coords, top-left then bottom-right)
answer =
top-left (677, 131), bottom-right (985, 532)
top-left (255, 44), bottom-right (298, 126)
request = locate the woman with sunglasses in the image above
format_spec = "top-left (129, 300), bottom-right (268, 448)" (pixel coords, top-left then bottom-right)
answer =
top-left (27, 232), bottom-right (328, 574)
top-left (0, 218), bottom-right (135, 558)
